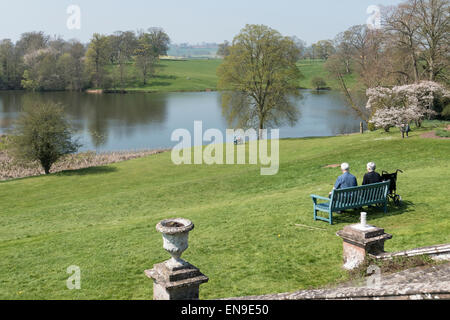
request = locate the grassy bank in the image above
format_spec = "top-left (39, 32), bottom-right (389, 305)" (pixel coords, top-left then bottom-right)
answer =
top-left (103, 58), bottom-right (357, 93)
top-left (297, 59), bottom-right (357, 90)
top-left (0, 123), bottom-right (448, 299)
top-left (114, 59), bottom-right (222, 93)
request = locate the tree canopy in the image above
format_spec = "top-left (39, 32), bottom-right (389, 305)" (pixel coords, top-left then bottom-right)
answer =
top-left (217, 24), bottom-right (303, 135)
top-left (9, 102), bottom-right (81, 174)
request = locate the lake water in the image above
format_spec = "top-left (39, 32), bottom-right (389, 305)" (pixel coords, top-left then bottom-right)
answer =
top-left (0, 90), bottom-right (362, 152)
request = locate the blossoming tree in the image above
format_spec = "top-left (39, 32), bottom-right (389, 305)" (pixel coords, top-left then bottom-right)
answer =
top-left (366, 81), bottom-right (450, 136)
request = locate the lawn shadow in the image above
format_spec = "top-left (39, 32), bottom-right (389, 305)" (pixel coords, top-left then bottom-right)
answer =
top-left (56, 166), bottom-right (118, 177)
top-left (149, 81), bottom-right (172, 87)
top-left (332, 200), bottom-right (414, 226)
top-left (153, 74), bottom-right (177, 80)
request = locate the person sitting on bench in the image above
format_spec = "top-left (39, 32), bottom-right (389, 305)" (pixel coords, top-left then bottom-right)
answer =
top-left (362, 162), bottom-right (382, 185)
top-left (329, 163), bottom-right (358, 196)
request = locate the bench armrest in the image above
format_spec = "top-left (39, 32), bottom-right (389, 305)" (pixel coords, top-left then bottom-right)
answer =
top-left (311, 194), bottom-right (330, 202)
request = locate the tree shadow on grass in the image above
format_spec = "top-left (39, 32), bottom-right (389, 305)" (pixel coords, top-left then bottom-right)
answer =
top-left (154, 74), bottom-right (177, 80)
top-left (149, 81), bottom-right (172, 87)
top-left (55, 166), bottom-right (117, 177)
top-left (332, 200), bottom-right (415, 226)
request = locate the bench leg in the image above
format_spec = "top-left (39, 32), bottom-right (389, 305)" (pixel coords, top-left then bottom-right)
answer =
top-left (328, 210), bottom-right (333, 225)
top-left (384, 201), bottom-right (388, 214)
top-left (313, 206), bottom-right (317, 221)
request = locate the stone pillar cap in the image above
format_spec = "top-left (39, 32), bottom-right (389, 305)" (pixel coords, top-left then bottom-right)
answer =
top-left (337, 224), bottom-right (392, 247)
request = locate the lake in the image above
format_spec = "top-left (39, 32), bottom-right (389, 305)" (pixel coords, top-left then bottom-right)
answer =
top-left (0, 90), bottom-right (362, 152)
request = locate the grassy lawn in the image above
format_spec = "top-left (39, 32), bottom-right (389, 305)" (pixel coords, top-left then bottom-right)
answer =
top-left (297, 59), bottom-right (357, 90)
top-left (115, 59), bottom-right (222, 93)
top-left (104, 59), bottom-right (357, 93)
top-left (0, 124), bottom-right (449, 299)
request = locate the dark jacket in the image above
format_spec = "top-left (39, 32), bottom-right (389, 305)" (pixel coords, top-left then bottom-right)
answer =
top-left (362, 171), bottom-right (382, 185)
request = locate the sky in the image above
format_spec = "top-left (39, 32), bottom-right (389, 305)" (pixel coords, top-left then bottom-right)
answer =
top-left (0, 0), bottom-right (404, 45)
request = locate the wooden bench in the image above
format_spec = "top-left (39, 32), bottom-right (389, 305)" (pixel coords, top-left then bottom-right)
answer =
top-left (311, 181), bottom-right (391, 225)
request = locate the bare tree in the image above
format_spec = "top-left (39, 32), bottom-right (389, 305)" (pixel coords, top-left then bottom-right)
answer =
top-left (415, 0), bottom-right (450, 81)
top-left (384, 1), bottom-right (422, 82)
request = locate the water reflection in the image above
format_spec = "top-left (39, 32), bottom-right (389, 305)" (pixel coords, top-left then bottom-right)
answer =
top-left (0, 90), bottom-right (362, 151)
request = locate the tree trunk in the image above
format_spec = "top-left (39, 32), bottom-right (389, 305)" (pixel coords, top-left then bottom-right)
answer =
top-left (41, 161), bottom-right (51, 174)
top-left (412, 53), bottom-right (419, 82)
top-left (259, 119), bottom-right (264, 140)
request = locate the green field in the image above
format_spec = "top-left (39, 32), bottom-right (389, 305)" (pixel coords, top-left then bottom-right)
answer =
top-left (297, 59), bottom-right (357, 90)
top-left (0, 124), bottom-right (449, 299)
top-left (107, 58), bottom-right (356, 93)
top-left (121, 59), bottom-right (222, 93)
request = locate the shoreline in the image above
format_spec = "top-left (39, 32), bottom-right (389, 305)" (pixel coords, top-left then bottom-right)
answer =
top-left (0, 86), bottom-right (329, 95)
top-left (0, 147), bottom-right (168, 181)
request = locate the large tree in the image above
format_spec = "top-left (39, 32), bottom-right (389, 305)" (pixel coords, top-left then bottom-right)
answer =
top-left (109, 31), bottom-right (137, 89)
top-left (85, 33), bottom-right (111, 88)
top-left (415, 0), bottom-right (449, 81)
top-left (384, 1), bottom-right (422, 82)
top-left (16, 31), bottom-right (49, 56)
top-left (217, 24), bottom-right (302, 137)
top-left (311, 40), bottom-right (335, 60)
top-left (147, 28), bottom-right (170, 56)
top-left (0, 39), bottom-right (18, 89)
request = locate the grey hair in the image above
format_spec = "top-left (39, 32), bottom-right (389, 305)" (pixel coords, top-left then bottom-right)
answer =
top-left (341, 163), bottom-right (350, 171)
top-left (367, 162), bottom-right (376, 171)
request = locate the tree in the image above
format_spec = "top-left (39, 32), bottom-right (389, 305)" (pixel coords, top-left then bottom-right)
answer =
top-left (134, 32), bottom-right (158, 85)
top-left (147, 28), bottom-right (170, 56)
top-left (65, 40), bottom-right (86, 91)
top-left (325, 54), bottom-right (370, 122)
top-left (21, 48), bottom-right (64, 91)
top-left (217, 41), bottom-right (231, 57)
top-left (109, 31), bottom-right (137, 90)
top-left (85, 33), bottom-right (111, 88)
top-left (311, 76), bottom-right (327, 90)
top-left (217, 24), bottom-right (302, 137)
top-left (16, 31), bottom-right (49, 56)
top-left (333, 31), bottom-right (355, 74)
top-left (0, 40), bottom-right (16, 89)
top-left (415, 0), bottom-right (449, 81)
top-left (290, 36), bottom-right (307, 60)
top-left (366, 81), bottom-right (450, 133)
top-left (311, 40), bottom-right (335, 60)
top-left (384, 1), bottom-right (422, 82)
top-left (10, 102), bottom-right (80, 174)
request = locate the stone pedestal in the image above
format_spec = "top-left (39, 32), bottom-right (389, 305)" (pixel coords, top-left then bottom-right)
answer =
top-left (337, 223), bottom-right (392, 270)
top-left (145, 261), bottom-right (209, 300)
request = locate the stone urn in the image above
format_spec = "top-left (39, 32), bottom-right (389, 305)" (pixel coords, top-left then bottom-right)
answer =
top-left (156, 218), bottom-right (194, 270)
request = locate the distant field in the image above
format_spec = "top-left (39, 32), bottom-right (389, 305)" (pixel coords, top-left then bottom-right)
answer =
top-left (119, 59), bottom-right (222, 93)
top-left (104, 59), bottom-right (358, 93)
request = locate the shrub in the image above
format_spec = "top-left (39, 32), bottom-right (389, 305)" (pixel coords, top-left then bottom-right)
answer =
top-left (442, 104), bottom-right (450, 119)
top-left (435, 128), bottom-right (450, 138)
top-left (311, 76), bottom-right (327, 90)
top-left (367, 122), bottom-right (377, 131)
top-left (9, 102), bottom-right (81, 174)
